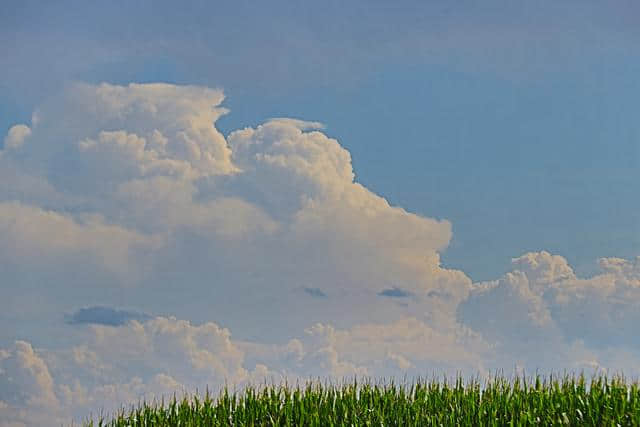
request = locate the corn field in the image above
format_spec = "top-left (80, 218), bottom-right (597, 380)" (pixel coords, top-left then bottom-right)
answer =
top-left (86, 375), bottom-right (640, 426)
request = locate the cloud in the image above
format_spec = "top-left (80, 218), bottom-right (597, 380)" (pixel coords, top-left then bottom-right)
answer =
top-left (2, 124), bottom-right (31, 150)
top-left (0, 201), bottom-right (158, 288)
top-left (0, 316), bottom-right (275, 425)
top-left (0, 341), bottom-right (61, 426)
top-left (65, 306), bottom-right (151, 326)
top-left (265, 118), bottom-right (325, 131)
top-left (0, 315), bottom-right (489, 425)
top-left (0, 82), bottom-right (465, 341)
top-left (378, 287), bottom-right (413, 298)
top-left (1, 82), bottom-right (639, 425)
top-left (303, 287), bottom-right (327, 298)
top-left (458, 251), bottom-right (640, 371)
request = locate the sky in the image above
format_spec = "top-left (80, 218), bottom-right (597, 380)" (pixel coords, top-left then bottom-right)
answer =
top-left (1, 1), bottom-right (639, 425)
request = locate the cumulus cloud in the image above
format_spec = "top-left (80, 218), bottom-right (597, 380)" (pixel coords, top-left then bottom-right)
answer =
top-left (0, 82), bottom-right (637, 425)
top-left (0, 201), bottom-right (158, 288)
top-left (2, 124), bottom-right (31, 150)
top-left (0, 341), bottom-right (61, 426)
top-left (0, 82), bottom-right (467, 338)
top-left (0, 315), bottom-right (489, 424)
top-left (1, 317), bottom-right (259, 425)
top-left (458, 251), bottom-right (640, 371)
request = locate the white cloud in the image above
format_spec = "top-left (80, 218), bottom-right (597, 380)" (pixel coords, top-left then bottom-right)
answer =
top-left (598, 256), bottom-right (640, 287)
top-left (11, 83), bottom-right (233, 192)
top-left (459, 251), bottom-right (640, 371)
top-left (1, 317), bottom-right (257, 425)
top-left (0, 82), bottom-right (466, 341)
top-left (0, 315), bottom-right (488, 425)
top-left (2, 125), bottom-right (31, 150)
top-left (0, 341), bottom-right (62, 426)
top-left (0, 201), bottom-right (158, 281)
top-left (511, 251), bottom-right (576, 286)
top-left (0, 82), bottom-right (638, 425)
top-left (1, 341), bottom-right (57, 408)
top-left (77, 130), bottom-right (194, 183)
top-left (5, 287), bottom-right (639, 425)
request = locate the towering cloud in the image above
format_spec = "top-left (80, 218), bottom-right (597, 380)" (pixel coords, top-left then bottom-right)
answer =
top-left (0, 83), bottom-right (637, 425)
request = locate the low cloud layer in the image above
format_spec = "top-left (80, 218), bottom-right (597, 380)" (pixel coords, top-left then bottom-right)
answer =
top-left (0, 83), bottom-right (637, 425)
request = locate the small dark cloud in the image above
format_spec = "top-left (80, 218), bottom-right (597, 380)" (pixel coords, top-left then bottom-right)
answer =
top-left (377, 287), bottom-right (412, 298)
top-left (427, 290), bottom-right (451, 299)
top-left (66, 306), bottom-right (151, 326)
top-left (303, 287), bottom-right (327, 298)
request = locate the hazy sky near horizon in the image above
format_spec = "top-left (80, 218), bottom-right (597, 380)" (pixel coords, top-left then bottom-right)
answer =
top-left (1, 2), bottom-right (639, 425)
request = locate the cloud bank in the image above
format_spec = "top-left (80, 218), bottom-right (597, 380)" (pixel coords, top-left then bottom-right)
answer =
top-left (0, 83), bottom-right (637, 425)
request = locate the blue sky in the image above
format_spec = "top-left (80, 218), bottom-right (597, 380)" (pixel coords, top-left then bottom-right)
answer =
top-left (1, 2), bottom-right (640, 424)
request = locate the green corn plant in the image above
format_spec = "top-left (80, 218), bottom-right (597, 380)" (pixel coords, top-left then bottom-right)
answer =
top-left (85, 374), bottom-right (640, 426)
